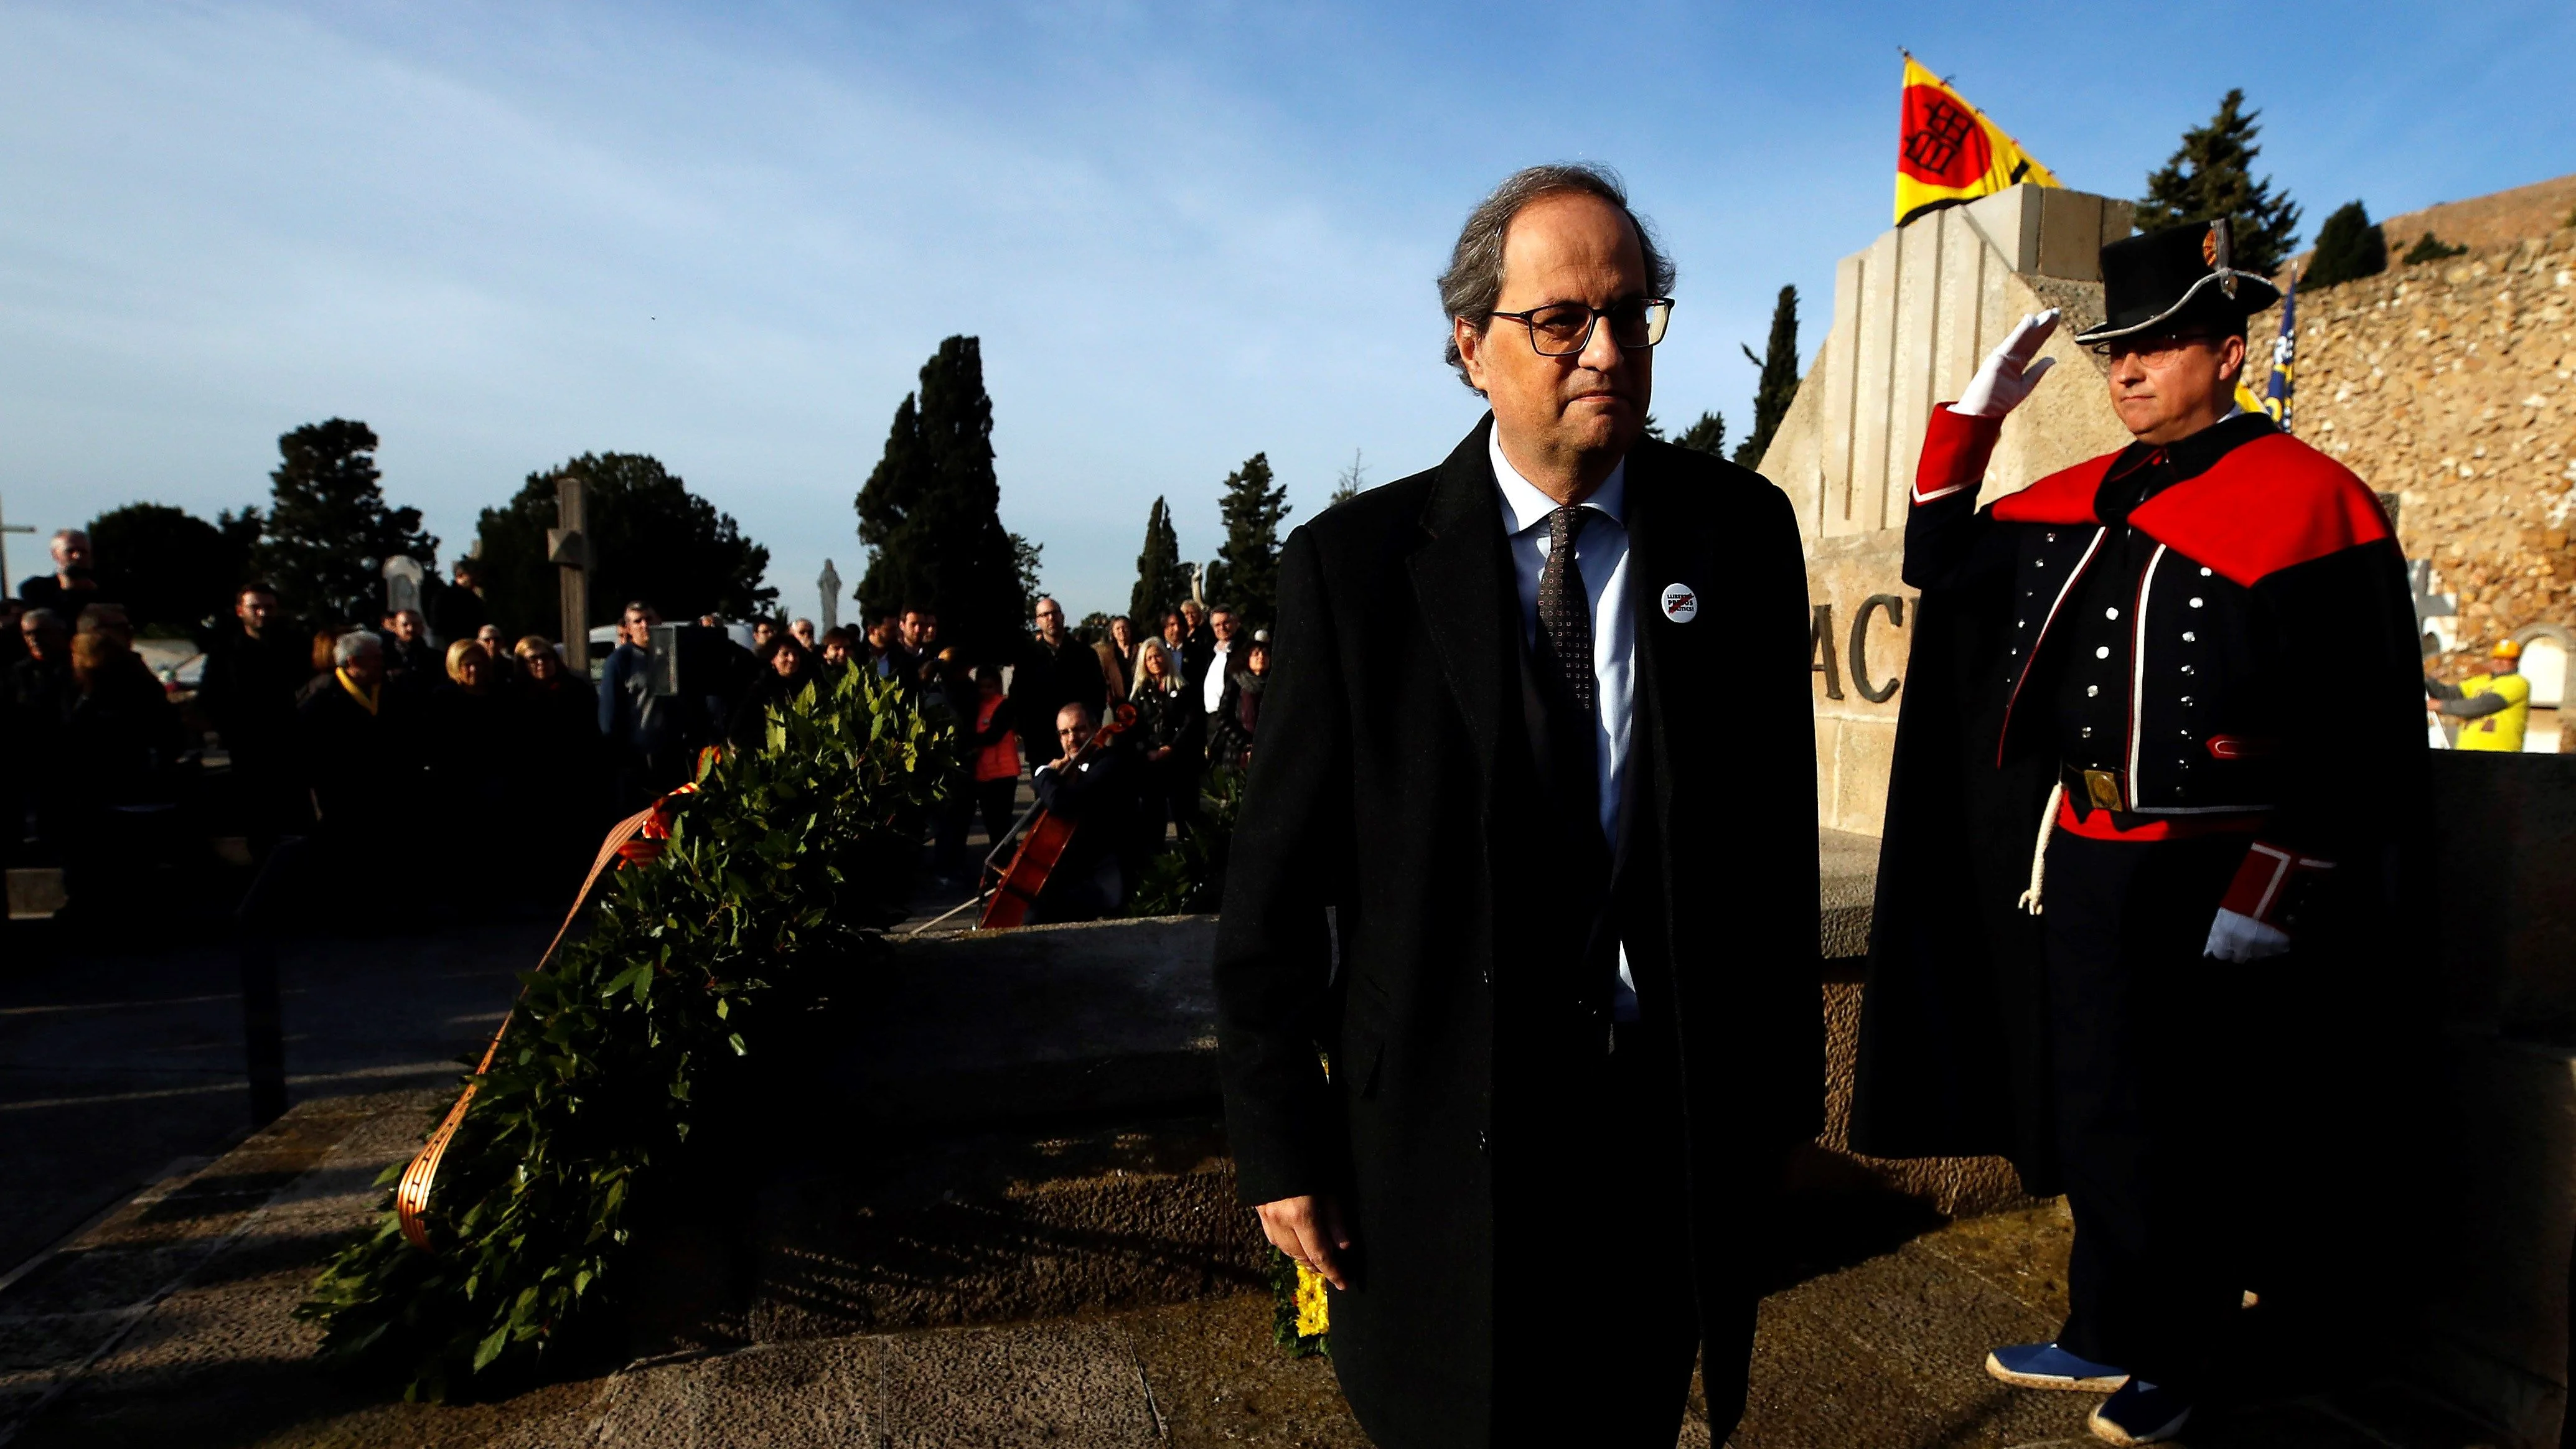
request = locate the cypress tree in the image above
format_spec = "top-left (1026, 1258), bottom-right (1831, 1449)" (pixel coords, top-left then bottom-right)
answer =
top-left (2303, 201), bottom-right (2387, 287)
top-left (252, 419), bottom-right (438, 626)
top-left (1674, 413), bottom-right (1728, 456)
top-left (854, 336), bottom-right (1028, 661)
top-left (1129, 496), bottom-right (1184, 624)
top-left (855, 393), bottom-right (932, 626)
top-left (1204, 452), bottom-right (1289, 629)
top-left (2135, 90), bottom-right (2302, 278)
top-left (1735, 285), bottom-right (1801, 468)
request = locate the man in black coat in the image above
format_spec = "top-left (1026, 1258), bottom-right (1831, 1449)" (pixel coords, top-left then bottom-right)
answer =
top-left (197, 583), bottom-right (312, 838)
top-left (1029, 700), bottom-right (1141, 921)
top-left (1214, 164), bottom-right (1819, 1448)
top-left (1852, 221), bottom-right (2430, 1446)
top-left (1010, 597), bottom-right (1107, 775)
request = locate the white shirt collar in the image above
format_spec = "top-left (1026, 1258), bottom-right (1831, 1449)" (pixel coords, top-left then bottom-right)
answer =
top-left (1489, 423), bottom-right (1626, 537)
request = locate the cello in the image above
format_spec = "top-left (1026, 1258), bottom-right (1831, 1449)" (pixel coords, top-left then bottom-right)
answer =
top-left (977, 699), bottom-right (1140, 929)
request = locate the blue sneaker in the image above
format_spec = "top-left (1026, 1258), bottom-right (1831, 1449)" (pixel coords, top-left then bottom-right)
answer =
top-left (2087, 1378), bottom-right (2192, 1445)
top-left (1984, 1341), bottom-right (2129, 1392)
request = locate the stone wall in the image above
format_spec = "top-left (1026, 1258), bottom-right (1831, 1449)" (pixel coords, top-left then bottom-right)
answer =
top-left (2252, 227), bottom-right (2576, 681)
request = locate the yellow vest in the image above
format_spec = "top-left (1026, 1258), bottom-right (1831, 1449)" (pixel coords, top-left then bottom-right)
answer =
top-left (2455, 672), bottom-right (2530, 752)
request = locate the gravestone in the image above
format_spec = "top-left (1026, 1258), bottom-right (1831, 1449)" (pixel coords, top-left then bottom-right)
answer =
top-left (380, 555), bottom-right (424, 618)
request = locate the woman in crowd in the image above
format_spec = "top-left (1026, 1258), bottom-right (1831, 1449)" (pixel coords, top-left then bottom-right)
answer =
top-left (512, 636), bottom-right (606, 891)
top-left (1207, 630), bottom-right (1267, 773)
top-left (725, 634), bottom-right (817, 748)
top-left (429, 641), bottom-right (517, 881)
top-left (1128, 636), bottom-right (1202, 846)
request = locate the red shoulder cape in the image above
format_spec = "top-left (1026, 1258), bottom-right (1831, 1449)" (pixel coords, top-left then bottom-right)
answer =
top-left (1990, 433), bottom-right (2389, 587)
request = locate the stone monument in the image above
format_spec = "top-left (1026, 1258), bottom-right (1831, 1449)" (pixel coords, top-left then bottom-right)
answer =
top-left (1754, 182), bottom-right (2137, 835)
top-left (818, 559), bottom-right (841, 636)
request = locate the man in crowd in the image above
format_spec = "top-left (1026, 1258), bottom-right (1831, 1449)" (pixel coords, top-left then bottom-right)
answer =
top-left (599, 600), bottom-right (708, 810)
top-left (2428, 638), bottom-right (2529, 751)
top-left (382, 607), bottom-right (439, 696)
top-left (1214, 163), bottom-right (1819, 1447)
top-left (427, 557), bottom-right (488, 647)
top-left (197, 583), bottom-right (312, 838)
top-left (1029, 699), bottom-right (1140, 921)
top-left (1168, 598), bottom-right (1203, 691)
top-left (1855, 221), bottom-right (2429, 1445)
top-left (18, 529), bottom-right (102, 614)
top-left (6, 607), bottom-right (75, 855)
top-left (864, 615), bottom-right (899, 672)
top-left (296, 631), bottom-right (413, 858)
top-left (876, 606), bottom-right (938, 695)
top-left (1011, 596), bottom-right (1106, 775)
top-left (1195, 607), bottom-right (1240, 717)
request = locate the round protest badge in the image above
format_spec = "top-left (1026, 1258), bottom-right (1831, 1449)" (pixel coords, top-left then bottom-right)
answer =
top-left (1660, 583), bottom-right (1698, 623)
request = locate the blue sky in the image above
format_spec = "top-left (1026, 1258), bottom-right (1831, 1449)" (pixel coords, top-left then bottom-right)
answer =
top-left (2, 1), bottom-right (2569, 620)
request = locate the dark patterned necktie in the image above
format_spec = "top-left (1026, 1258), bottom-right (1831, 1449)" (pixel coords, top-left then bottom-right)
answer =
top-left (1538, 505), bottom-right (1595, 715)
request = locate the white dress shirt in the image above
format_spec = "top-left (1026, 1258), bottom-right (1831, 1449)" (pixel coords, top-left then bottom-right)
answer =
top-left (1489, 426), bottom-right (1639, 1021)
top-left (1202, 638), bottom-right (1234, 714)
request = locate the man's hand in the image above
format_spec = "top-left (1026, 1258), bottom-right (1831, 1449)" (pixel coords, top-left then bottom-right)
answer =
top-left (1254, 1194), bottom-right (1352, 1290)
top-left (1952, 310), bottom-right (2060, 419)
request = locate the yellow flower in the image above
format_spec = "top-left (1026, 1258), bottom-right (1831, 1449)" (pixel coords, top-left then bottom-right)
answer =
top-left (1293, 1261), bottom-right (1331, 1339)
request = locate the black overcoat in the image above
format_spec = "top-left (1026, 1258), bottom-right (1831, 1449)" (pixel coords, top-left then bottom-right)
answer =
top-left (1212, 418), bottom-right (1820, 1446)
top-left (1850, 410), bottom-right (2434, 1196)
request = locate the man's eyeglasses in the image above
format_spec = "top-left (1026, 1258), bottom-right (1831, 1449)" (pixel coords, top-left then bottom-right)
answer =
top-left (2088, 331), bottom-right (2229, 363)
top-left (1488, 298), bottom-right (1674, 358)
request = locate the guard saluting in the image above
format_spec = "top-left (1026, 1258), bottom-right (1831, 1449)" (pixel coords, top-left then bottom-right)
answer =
top-left (1852, 219), bottom-right (2428, 1446)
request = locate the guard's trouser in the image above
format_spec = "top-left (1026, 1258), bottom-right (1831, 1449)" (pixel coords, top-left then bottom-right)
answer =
top-left (2039, 828), bottom-right (2252, 1391)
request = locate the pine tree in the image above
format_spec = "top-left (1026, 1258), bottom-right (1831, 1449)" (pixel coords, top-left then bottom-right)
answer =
top-left (252, 419), bottom-right (437, 626)
top-left (1129, 496), bottom-right (1184, 623)
top-left (2135, 90), bottom-right (2302, 277)
top-left (1329, 450), bottom-right (1367, 507)
top-left (474, 453), bottom-right (774, 640)
top-left (1204, 452), bottom-right (1289, 628)
top-left (1735, 285), bottom-right (1801, 468)
top-left (2304, 201), bottom-right (2388, 288)
top-left (853, 336), bottom-right (1028, 661)
top-left (1674, 411), bottom-right (1727, 457)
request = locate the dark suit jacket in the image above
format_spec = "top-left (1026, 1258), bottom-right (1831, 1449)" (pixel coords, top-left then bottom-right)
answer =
top-left (1212, 417), bottom-right (1820, 1443)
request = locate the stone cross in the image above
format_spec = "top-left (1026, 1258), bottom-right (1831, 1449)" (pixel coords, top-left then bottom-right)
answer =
top-left (548, 476), bottom-right (593, 672)
top-left (382, 555), bottom-right (424, 618)
top-left (818, 559), bottom-right (841, 635)
top-left (0, 495), bottom-right (32, 598)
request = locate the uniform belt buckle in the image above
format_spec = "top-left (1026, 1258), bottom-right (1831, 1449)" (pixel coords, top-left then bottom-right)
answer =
top-left (2081, 768), bottom-right (2127, 814)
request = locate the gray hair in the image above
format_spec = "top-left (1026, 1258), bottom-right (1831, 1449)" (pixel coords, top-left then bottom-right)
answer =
top-left (21, 607), bottom-right (63, 632)
top-left (333, 630), bottom-right (383, 667)
top-left (50, 528), bottom-right (88, 555)
top-left (1437, 162), bottom-right (1675, 392)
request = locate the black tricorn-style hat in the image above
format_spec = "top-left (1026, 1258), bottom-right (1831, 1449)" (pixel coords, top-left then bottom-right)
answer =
top-left (2074, 217), bottom-right (2282, 345)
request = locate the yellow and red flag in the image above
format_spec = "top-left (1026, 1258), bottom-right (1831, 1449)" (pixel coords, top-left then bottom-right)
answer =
top-left (1895, 54), bottom-right (2061, 227)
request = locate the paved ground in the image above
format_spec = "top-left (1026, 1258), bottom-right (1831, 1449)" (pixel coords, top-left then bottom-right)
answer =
top-left (0, 1086), bottom-right (2509, 1449)
top-left (0, 916), bottom-right (543, 1284)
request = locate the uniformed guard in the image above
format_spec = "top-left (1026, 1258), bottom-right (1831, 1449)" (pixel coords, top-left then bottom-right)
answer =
top-left (1851, 218), bottom-right (2430, 1445)
top-left (2428, 637), bottom-right (2531, 751)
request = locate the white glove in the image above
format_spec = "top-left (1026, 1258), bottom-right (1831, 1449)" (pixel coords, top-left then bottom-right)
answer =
top-left (1951, 310), bottom-right (2060, 419)
top-left (2203, 907), bottom-right (2291, 964)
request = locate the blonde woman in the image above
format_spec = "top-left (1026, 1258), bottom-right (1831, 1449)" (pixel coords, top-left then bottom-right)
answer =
top-left (1128, 636), bottom-right (1202, 845)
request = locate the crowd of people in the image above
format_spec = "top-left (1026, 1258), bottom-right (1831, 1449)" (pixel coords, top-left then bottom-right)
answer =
top-left (2, 523), bottom-right (1265, 924)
